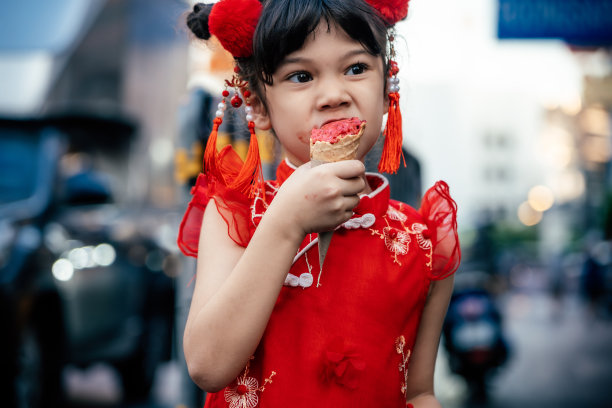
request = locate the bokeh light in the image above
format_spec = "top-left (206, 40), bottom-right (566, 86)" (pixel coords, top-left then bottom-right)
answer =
top-left (52, 258), bottom-right (74, 281)
top-left (517, 201), bottom-right (542, 226)
top-left (527, 185), bottom-right (555, 212)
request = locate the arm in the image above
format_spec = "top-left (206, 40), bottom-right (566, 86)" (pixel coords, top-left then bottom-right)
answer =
top-left (183, 160), bottom-right (366, 392)
top-left (405, 274), bottom-right (454, 408)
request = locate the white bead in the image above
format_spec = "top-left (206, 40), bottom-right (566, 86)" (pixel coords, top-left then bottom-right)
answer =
top-left (246, 114), bottom-right (253, 122)
top-left (217, 102), bottom-right (226, 110)
top-left (215, 110), bottom-right (224, 118)
top-left (389, 84), bottom-right (400, 93)
top-left (390, 77), bottom-right (400, 84)
top-left (245, 106), bottom-right (253, 114)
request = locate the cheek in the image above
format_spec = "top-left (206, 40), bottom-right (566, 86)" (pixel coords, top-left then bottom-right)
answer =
top-left (297, 131), bottom-right (310, 145)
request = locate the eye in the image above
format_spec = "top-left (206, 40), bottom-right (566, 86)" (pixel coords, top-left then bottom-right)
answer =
top-left (287, 71), bottom-right (312, 83)
top-left (345, 63), bottom-right (367, 76)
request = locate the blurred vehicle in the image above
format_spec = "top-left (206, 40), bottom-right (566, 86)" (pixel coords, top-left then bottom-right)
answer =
top-left (442, 270), bottom-right (509, 405)
top-left (0, 115), bottom-right (177, 408)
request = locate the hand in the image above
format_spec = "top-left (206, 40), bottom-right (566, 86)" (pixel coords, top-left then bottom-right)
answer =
top-left (266, 160), bottom-right (366, 239)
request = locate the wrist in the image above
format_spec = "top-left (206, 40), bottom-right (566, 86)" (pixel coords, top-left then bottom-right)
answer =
top-left (258, 203), bottom-right (307, 247)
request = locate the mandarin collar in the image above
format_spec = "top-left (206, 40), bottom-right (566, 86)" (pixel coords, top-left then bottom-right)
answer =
top-left (275, 159), bottom-right (390, 219)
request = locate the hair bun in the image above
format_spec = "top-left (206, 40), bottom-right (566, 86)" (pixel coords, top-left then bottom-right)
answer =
top-left (187, 2), bottom-right (214, 40)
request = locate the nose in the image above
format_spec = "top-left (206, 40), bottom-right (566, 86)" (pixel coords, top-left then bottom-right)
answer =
top-left (316, 76), bottom-right (350, 111)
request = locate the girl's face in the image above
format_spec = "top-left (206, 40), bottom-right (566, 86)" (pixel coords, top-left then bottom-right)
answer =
top-left (253, 21), bottom-right (387, 166)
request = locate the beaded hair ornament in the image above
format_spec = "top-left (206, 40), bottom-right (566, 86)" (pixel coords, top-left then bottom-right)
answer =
top-left (196, 0), bottom-right (410, 197)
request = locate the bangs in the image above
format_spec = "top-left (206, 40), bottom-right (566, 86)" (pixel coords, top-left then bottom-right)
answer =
top-left (253, 0), bottom-right (387, 85)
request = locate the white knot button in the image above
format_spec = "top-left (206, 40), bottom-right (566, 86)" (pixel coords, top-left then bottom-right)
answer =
top-left (342, 213), bottom-right (376, 229)
top-left (284, 272), bottom-right (314, 288)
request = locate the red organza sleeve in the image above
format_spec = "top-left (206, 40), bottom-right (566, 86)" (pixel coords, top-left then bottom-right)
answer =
top-left (419, 181), bottom-right (461, 280)
top-left (177, 146), bottom-right (256, 257)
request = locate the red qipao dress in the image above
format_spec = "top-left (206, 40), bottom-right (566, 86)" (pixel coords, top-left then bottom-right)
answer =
top-left (178, 149), bottom-right (461, 408)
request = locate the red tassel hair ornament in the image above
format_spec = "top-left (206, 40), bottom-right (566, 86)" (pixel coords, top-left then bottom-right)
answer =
top-left (228, 88), bottom-right (264, 197)
top-left (378, 30), bottom-right (406, 174)
top-left (229, 121), bottom-right (264, 198)
top-left (203, 70), bottom-right (264, 198)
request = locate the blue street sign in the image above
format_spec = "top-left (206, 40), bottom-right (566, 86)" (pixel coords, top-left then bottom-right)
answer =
top-left (497, 0), bottom-right (612, 45)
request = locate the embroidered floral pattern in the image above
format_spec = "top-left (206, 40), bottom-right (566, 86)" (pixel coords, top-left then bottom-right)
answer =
top-left (408, 223), bottom-right (433, 268)
top-left (386, 206), bottom-right (407, 222)
top-left (224, 358), bottom-right (276, 408)
top-left (369, 205), bottom-right (434, 267)
top-left (224, 376), bottom-right (259, 408)
top-left (250, 182), bottom-right (276, 226)
top-left (383, 227), bottom-right (410, 254)
top-left (395, 336), bottom-right (411, 395)
top-left (409, 223), bottom-right (431, 250)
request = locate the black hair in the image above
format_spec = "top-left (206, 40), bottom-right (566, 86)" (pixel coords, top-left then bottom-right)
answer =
top-left (186, 3), bottom-right (214, 40)
top-left (187, 0), bottom-right (390, 101)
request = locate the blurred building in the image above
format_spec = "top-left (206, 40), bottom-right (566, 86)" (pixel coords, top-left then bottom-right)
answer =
top-left (0, 0), bottom-right (190, 208)
top-left (397, 0), bottom-right (612, 266)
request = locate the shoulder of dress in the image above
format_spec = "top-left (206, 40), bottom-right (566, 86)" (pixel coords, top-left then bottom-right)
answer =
top-left (385, 199), bottom-right (423, 223)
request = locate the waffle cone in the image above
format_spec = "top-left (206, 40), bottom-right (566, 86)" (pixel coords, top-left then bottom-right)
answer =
top-left (310, 121), bottom-right (365, 163)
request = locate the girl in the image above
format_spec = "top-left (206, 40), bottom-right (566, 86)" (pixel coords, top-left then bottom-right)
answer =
top-left (178, 0), bottom-right (460, 407)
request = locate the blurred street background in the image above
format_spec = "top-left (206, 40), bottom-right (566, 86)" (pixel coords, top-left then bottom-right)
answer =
top-left (1, 0), bottom-right (611, 407)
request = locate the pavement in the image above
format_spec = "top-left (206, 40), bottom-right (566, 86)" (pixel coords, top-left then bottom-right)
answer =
top-left (435, 291), bottom-right (612, 408)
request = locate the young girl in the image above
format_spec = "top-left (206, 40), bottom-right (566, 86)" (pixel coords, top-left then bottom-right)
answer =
top-left (178, 0), bottom-right (460, 407)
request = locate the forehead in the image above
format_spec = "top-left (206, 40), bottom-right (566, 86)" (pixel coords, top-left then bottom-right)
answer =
top-left (284, 21), bottom-right (366, 59)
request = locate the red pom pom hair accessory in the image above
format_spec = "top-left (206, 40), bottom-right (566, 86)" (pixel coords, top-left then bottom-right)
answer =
top-left (209, 0), bottom-right (262, 58)
top-left (366, 0), bottom-right (410, 26)
top-left (378, 27), bottom-right (406, 174)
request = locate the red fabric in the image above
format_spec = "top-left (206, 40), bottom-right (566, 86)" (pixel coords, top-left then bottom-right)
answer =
top-left (178, 158), bottom-right (460, 407)
top-left (419, 180), bottom-right (461, 280)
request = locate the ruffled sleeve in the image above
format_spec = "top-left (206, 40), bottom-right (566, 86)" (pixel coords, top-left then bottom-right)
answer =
top-left (177, 146), bottom-right (256, 257)
top-left (419, 181), bottom-right (461, 280)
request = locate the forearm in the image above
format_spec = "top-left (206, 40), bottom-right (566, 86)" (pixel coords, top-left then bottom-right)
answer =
top-left (406, 392), bottom-right (442, 408)
top-left (184, 206), bottom-right (304, 390)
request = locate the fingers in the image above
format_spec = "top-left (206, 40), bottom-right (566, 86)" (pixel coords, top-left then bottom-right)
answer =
top-left (339, 176), bottom-right (366, 197)
top-left (309, 160), bottom-right (366, 196)
top-left (324, 160), bottom-right (365, 179)
top-left (344, 194), bottom-right (361, 210)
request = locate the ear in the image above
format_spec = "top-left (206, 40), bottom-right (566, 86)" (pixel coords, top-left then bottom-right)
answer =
top-left (249, 94), bottom-right (271, 130)
top-left (383, 90), bottom-right (390, 115)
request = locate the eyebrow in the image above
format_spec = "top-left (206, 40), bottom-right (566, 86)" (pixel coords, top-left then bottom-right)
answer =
top-left (279, 49), bottom-right (372, 69)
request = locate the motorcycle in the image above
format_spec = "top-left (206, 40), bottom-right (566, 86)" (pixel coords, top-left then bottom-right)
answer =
top-left (442, 271), bottom-right (509, 405)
